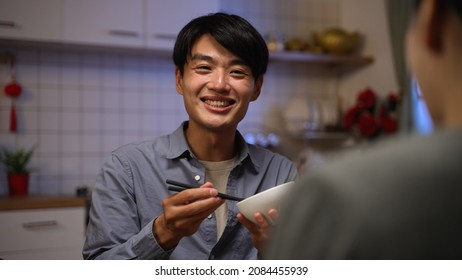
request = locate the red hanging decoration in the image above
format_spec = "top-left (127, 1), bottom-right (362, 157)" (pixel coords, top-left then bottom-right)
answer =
top-left (4, 56), bottom-right (22, 133)
top-left (4, 79), bottom-right (22, 133)
top-left (4, 80), bottom-right (22, 98)
top-left (9, 103), bottom-right (17, 132)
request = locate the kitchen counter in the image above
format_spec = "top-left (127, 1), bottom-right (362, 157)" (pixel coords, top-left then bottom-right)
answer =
top-left (0, 196), bottom-right (86, 211)
top-left (0, 196), bottom-right (87, 259)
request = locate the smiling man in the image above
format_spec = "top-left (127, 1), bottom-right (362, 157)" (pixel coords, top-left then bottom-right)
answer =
top-left (83, 13), bottom-right (297, 260)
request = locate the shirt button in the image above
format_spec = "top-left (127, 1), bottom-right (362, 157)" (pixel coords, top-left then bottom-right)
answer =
top-left (207, 214), bottom-right (212, 219)
top-left (194, 175), bottom-right (201, 181)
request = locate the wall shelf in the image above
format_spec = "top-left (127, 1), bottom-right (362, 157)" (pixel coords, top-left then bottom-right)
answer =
top-left (269, 50), bottom-right (374, 68)
top-left (288, 130), bottom-right (353, 141)
top-left (1, 38), bottom-right (374, 71)
top-left (304, 131), bottom-right (352, 140)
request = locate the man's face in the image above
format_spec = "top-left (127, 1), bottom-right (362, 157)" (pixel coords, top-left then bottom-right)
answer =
top-left (175, 34), bottom-right (263, 132)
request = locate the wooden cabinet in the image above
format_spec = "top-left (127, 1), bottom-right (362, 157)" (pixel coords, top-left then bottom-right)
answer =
top-left (0, 196), bottom-right (86, 260)
top-left (0, 0), bottom-right (219, 49)
top-left (62, 0), bottom-right (220, 49)
top-left (145, 0), bottom-right (220, 50)
top-left (0, 0), bottom-right (62, 42)
top-left (62, 0), bottom-right (144, 47)
top-left (0, 0), bottom-right (373, 70)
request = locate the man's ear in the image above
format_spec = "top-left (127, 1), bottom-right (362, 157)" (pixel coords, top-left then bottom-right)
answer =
top-left (250, 76), bottom-right (264, 101)
top-left (175, 67), bottom-right (184, 95)
top-left (425, 0), bottom-right (446, 53)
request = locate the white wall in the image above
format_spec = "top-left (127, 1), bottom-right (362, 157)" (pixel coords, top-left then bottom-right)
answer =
top-left (338, 0), bottom-right (399, 108)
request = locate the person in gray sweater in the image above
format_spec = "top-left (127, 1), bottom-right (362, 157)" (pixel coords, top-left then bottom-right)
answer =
top-left (268, 0), bottom-right (462, 259)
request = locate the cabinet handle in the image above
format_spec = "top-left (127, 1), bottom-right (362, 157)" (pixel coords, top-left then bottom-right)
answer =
top-left (22, 220), bottom-right (58, 229)
top-left (0, 20), bottom-right (17, 28)
top-left (108, 30), bottom-right (140, 37)
top-left (152, 33), bottom-right (177, 40)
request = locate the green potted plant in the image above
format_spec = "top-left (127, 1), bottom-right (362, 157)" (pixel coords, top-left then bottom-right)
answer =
top-left (0, 146), bottom-right (35, 196)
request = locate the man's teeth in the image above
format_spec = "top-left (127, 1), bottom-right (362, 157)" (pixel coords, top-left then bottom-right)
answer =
top-left (205, 100), bottom-right (230, 107)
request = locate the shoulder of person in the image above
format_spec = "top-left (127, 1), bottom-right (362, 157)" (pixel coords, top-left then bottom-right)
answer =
top-left (110, 136), bottom-right (167, 161)
top-left (247, 144), bottom-right (292, 162)
top-left (304, 129), bottom-right (462, 185)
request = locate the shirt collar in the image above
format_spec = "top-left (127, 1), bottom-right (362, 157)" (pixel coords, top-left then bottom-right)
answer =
top-left (166, 121), bottom-right (260, 173)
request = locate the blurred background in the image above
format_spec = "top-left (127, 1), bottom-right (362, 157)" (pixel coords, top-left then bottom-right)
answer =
top-left (0, 0), bottom-right (402, 196)
top-left (3, 0), bottom-right (439, 260)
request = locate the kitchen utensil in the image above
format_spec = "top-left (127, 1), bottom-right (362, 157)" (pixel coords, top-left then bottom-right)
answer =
top-left (236, 181), bottom-right (295, 225)
top-left (166, 179), bottom-right (244, 201)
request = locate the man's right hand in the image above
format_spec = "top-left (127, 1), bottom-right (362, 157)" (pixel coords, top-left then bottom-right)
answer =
top-left (153, 182), bottom-right (225, 249)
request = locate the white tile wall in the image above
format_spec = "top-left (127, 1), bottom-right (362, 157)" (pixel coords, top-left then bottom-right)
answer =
top-left (0, 0), bottom-right (340, 196)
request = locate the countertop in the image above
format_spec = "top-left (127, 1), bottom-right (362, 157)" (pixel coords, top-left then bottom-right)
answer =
top-left (0, 196), bottom-right (86, 211)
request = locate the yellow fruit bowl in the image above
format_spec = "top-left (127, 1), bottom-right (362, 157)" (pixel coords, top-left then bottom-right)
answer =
top-left (313, 27), bottom-right (361, 54)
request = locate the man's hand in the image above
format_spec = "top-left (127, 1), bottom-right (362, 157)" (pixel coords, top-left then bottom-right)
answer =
top-left (153, 182), bottom-right (225, 249)
top-left (237, 208), bottom-right (279, 253)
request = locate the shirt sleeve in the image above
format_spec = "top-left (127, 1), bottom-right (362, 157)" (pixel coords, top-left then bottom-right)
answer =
top-left (82, 152), bottom-right (172, 260)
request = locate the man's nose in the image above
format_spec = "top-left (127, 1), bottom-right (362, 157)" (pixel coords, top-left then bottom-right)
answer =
top-left (208, 70), bottom-right (230, 92)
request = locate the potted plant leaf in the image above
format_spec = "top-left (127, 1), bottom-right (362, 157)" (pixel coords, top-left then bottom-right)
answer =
top-left (0, 146), bottom-right (35, 196)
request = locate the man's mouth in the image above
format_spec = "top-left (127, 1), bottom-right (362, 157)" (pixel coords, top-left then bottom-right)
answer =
top-left (203, 99), bottom-right (234, 108)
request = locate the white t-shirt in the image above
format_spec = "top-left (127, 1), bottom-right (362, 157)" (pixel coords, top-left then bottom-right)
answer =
top-left (199, 157), bottom-right (236, 240)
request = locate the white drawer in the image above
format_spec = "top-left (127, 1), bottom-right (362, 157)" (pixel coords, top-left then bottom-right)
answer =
top-left (0, 207), bottom-right (85, 254)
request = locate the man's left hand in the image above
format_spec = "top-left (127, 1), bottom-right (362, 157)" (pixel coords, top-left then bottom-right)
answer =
top-left (237, 209), bottom-right (278, 254)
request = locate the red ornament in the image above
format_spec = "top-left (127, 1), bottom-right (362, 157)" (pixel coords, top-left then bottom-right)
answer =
top-left (4, 81), bottom-right (22, 98)
top-left (4, 79), bottom-right (22, 133)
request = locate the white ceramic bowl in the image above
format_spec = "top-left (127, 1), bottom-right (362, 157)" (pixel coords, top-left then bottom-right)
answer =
top-left (237, 181), bottom-right (295, 224)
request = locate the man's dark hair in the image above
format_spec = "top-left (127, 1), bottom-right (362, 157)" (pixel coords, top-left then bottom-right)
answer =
top-left (173, 12), bottom-right (269, 80)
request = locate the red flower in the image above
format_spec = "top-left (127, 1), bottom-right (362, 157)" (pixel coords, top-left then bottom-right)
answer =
top-left (379, 105), bottom-right (388, 117)
top-left (343, 105), bottom-right (362, 129)
top-left (386, 93), bottom-right (399, 111)
top-left (380, 115), bottom-right (398, 134)
top-left (387, 93), bottom-right (398, 103)
top-left (357, 88), bottom-right (377, 110)
top-left (343, 88), bottom-right (400, 139)
top-left (358, 112), bottom-right (378, 137)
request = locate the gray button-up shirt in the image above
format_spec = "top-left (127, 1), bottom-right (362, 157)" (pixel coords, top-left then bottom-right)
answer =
top-left (83, 122), bottom-right (297, 259)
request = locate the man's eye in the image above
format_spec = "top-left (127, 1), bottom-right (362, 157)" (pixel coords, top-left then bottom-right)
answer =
top-left (195, 65), bottom-right (211, 71)
top-left (231, 69), bottom-right (248, 77)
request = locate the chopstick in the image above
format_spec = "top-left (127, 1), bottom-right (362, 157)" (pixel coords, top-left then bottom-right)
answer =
top-left (166, 179), bottom-right (244, 201)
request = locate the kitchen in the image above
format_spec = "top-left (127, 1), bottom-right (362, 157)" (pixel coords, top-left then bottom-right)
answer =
top-left (0, 0), bottom-right (398, 195)
top-left (0, 0), bottom-right (398, 259)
